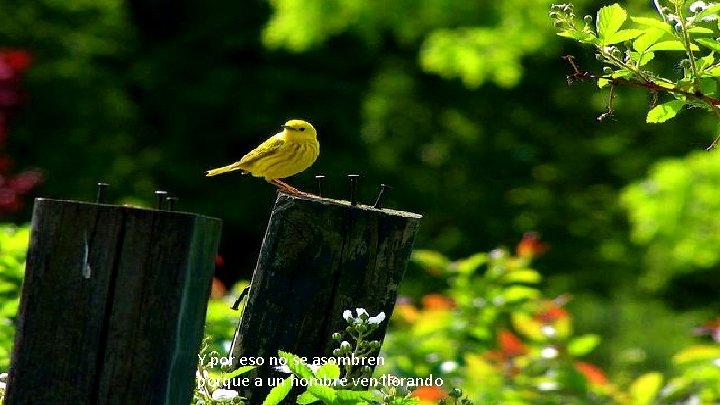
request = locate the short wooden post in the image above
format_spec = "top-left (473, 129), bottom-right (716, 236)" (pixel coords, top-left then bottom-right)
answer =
top-left (230, 192), bottom-right (421, 402)
top-left (5, 198), bottom-right (222, 405)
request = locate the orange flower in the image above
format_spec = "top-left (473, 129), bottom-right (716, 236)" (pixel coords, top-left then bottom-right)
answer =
top-left (498, 329), bottom-right (527, 357)
top-left (210, 277), bottom-right (227, 299)
top-left (516, 232), bottom-right (548, 258)
top-left (412, 386), bottom-right (447, 401)
top-left (575, 361), bottom-right (608, 385)
top-left (394, 302), bottom-right (420, 324)
top-left (421, 294), bottom-right (455, 310)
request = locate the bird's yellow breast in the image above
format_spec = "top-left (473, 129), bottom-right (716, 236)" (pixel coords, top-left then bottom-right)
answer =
top-left (248, 137), bottom-right (319, 181)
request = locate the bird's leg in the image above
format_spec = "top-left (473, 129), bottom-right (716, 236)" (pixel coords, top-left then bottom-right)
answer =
top-left (270, 179), bottom-right (316, 197)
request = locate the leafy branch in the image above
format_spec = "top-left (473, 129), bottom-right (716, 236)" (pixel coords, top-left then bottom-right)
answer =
top-left (550, 1), bottom-right (720, 148)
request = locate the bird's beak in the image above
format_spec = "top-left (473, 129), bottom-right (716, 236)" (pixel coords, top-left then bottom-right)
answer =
top-left (281, 125), bottom-right (291, 130)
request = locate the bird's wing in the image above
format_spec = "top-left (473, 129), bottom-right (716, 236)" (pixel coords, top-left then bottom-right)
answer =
top-left (239, 135), bottom-right (285, 165)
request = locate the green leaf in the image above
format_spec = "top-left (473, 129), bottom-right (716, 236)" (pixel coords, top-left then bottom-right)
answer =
top-left (262, 376), bottom-right (294, 405)
top-left (648, 40), bottom-right (696, 51)
top-left (633, 29), bottom-right (666, 52)
top-left (638, 51), bottom-right (655, 66)
top-left (501, 285), bottom-right (540, 302)
top-left (697, 53), bottom-right (715, 71)
top-left (687, 26), bottom-right (714, 34)
top-left (297, 391), bottom-right (320, 405)
top-left (335, 389), bottom-right (378, 404)
top-left (223, 365), bottom-right (256, 379)
top-left (597, 4), bottom-right (628, 44)
top-left (455, 252), bottom-right (487, 274)
top-left (672, 344), bottom-right (720, 365)
top-left (696, 37), bottom-right (720, 52)
top-left (646, 100), bottom-right (685, 123)
top-left (605, 28), bottom-right (644, 45)
top-left (556, 30), bottom-right (599, 43)
top-left (503, 269), bottom-right (542, 284)
top-left (629, 372), bottom-right (663, 405)
top-left (307, 384), bottom-right (337, 404)
top-left (699, 77), bottom-right (717, 96)
top-left (567, 334), bottom-right (601, 356)
top-left (315, 362), bottom-right (341, 380)
top-left (278, 351), bottom-right (314, 379)
top-left (630, 16), bottom-right (673, 34)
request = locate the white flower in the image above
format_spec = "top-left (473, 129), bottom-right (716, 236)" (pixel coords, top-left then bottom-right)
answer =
top-left (342, 309), bottom-right (353, 322)
top-left (212, 389), bottom-right (239, 401)
top-left (690, 1), bottom-right (709, 12)
top-left (368, 311), bottom-right (386, 325)
top-left (440, 361), bottom-right (458, 373)
top-left (355, 308), bottom-right (369, 320)
top-left (540, 346), bottom-right (559, 359)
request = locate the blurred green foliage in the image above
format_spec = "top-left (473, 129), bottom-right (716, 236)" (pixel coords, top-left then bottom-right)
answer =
top-left (623, 150), bottom-right (720, 290)
top-left (0, 224), bottom-right (29, 371)
top-left (0, 0), bottom-right (718, 400)
top-left (380, 247), bottom-right (615, 404)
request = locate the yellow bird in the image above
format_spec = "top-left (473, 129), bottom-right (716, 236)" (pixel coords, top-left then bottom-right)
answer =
top-left (206, 119), bottom-right (319, 195)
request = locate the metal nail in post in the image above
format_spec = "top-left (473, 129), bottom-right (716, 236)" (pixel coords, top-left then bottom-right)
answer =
top-left (96, 182), bottom-right (109, 204)
top-left (315, 175), bottom-right (326, 197)
top-left (373, 183), bottom-right (390, 209)
top-left (166, 196), bottom-right (178, 211)
top-left (155, 190), bottom-right (168, 210)
top-left (348, 174), bottom-right (360, 206)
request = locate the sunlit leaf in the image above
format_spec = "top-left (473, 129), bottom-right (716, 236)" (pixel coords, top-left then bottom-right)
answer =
top-left (296, 391), bottom-right (319, 405)
top-left (307, 384), bottom-right (337, 403)
top-left (223, 365), bottom-right (256, 379)
top-left (696, 37), bottom-right (720, 52)
top-left (262, 376), bottom-right (294, 405)
top-left (687, 26), bottom-right (714, 34)
top-left (605, 28), bottom-right (643, 45)
top-left (629, 372), bottom-right (663, 405)
top-left (567, 334), bottom-right (601, 356)
top-left (315, 362), bottom-right (340, 380)
top-left (502, 286), bottom-right (540, 302)
top-left (503, 269), bottom-right (542, 284)
top-left (630, 16), bottom-right (673, 34)
top-left (557, 30), bottom-right (599, 43)
top-left (648, 40), bottom-right (696, 51)
top-left (633, 29), bottom-right (666, 52)
top-left (597, 4), bottom-right (628, 44)
top-left (672, 344), bottom-right (720, 365)
top-left (646, 99), bottom-right (685, 123)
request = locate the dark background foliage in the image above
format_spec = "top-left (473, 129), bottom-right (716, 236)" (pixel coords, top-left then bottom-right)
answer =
top-left (1, 0), bottom-right (718, 379)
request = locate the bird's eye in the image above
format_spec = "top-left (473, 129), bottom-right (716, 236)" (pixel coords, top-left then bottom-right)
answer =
top-left (298, 127), bottom-right (306, 132)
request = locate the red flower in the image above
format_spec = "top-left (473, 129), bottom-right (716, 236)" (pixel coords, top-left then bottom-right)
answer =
top-left (0, 49), bottom-right (33, 72)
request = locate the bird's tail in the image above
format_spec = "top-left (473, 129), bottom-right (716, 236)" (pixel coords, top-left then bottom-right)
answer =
top-left (206, 162), bottom-right (245, 177)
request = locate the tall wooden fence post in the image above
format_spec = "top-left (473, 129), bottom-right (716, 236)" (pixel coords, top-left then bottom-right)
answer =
top-left (5, 198), bottom-right (222, 404)
top-left (230, 191), bottom-right (422, 402)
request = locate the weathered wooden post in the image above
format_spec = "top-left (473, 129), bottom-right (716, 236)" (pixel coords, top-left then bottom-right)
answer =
top-left (5, 197), bottom-right (222, 404)
top-left (230, 191), bottom-right (421, 402)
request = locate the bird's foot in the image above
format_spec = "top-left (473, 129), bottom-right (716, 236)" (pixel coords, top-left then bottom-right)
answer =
top-left (271, 179), bottom-right (318, 198)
